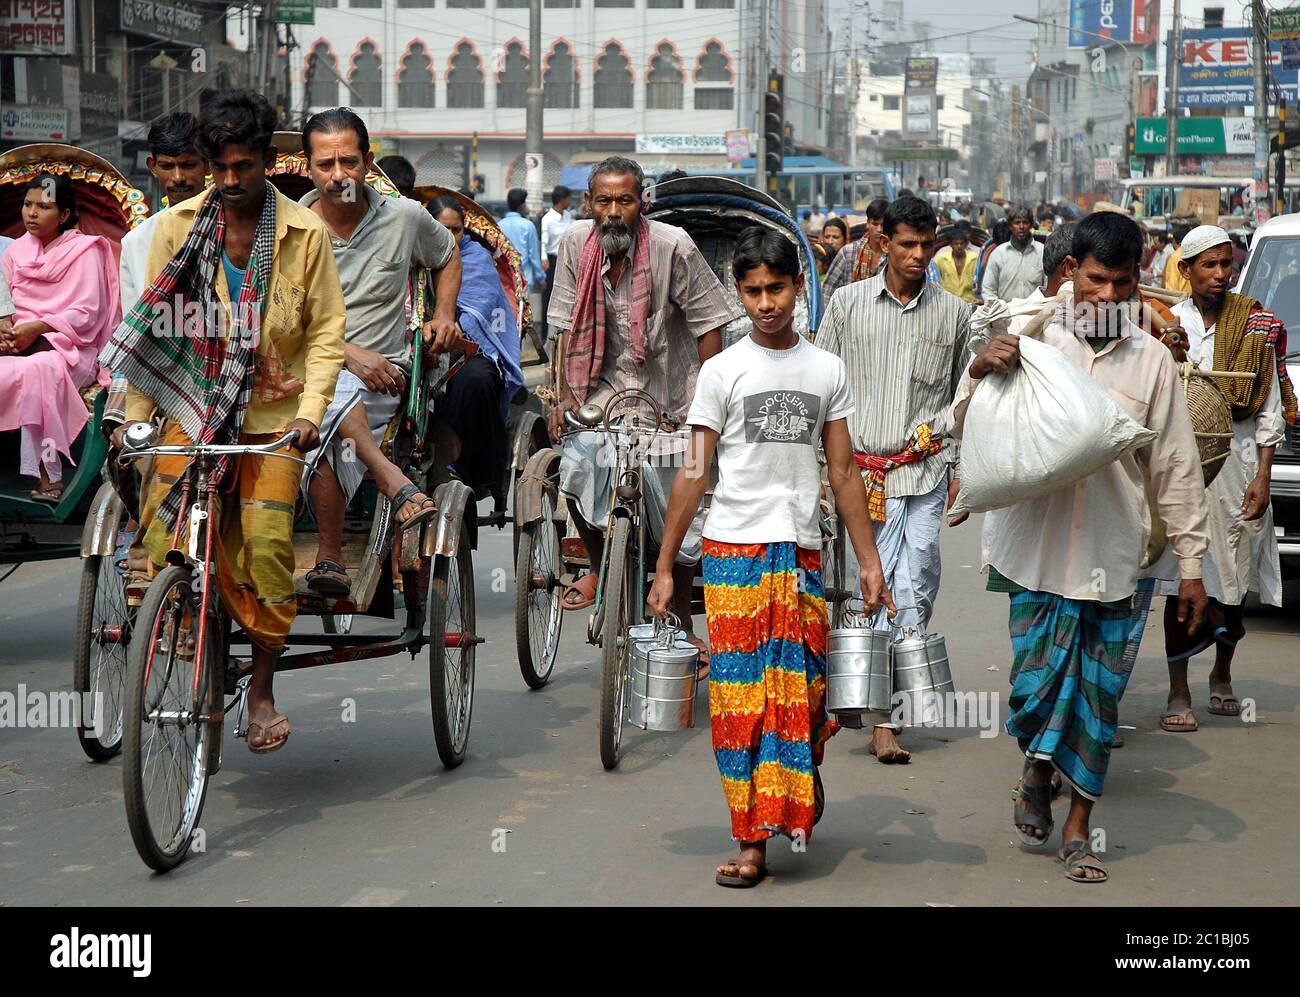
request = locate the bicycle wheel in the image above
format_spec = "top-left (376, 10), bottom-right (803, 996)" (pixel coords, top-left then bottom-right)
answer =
top-left (515, 491), bottom-right (564, 689)
top-left (73, 554), bottom-right (130, 761)
top-left (122, 565), bottom-right (221, 872)
top-left (429, 519), bottom-right (477, 768)
top-left (598, 516), bottom-right (633, 771)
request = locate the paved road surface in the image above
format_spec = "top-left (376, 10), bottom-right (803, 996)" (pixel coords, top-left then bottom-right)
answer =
top-left (1, 512), bottom-right (1296, 906)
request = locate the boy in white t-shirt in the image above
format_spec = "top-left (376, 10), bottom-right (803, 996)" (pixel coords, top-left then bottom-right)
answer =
top-left (648, 227), bottom-right (894, 889)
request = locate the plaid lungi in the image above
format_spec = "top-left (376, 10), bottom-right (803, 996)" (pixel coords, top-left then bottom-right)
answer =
top-left (140, 422), bottom-right (300, 652)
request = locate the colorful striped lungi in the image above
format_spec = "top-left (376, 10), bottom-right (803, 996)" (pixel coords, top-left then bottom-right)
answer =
top-left (1004, 588), bottom-right (1136, 801)
top-left (702, 539), bottom-right (837, 842)
top-left (140, 422), bottom-right (300, 653)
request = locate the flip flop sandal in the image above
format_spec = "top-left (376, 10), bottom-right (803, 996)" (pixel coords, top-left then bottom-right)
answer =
top-left (247, 713), bottom-right (291, 754)
top-left (391, 483), bottom-right (438, 533)
top-left (813, 768), bottom-right (825, 826)
top-left (561, 574), bottom-right (599, 612)
top-left (30, 488), bottom-right (62, 505)
top-left (715, 861), bottom-right (767, 889)
top-left (307, 560), bottom-right (352, 596)
top-left (1161, 708), bottom-right (1198, 732)
top-left (1111, 730), bottom-right (1125, 749)
top-left (1013, 769), bottom-right (1055, 849)
top-left (1167, 629), bottom-right (1222, 662)
top-left (1059, 838), bottom-right (1109, 883)
top-left (1214, 627), bottom-right (1245, 649)
top-left (1011, 769), bottom-right (1064, 802)
top-left (1207, 694), bottom-right (1241, 717)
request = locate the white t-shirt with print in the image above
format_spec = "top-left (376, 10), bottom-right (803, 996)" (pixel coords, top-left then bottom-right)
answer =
top-left (687, 334), bottom-right (854, 548)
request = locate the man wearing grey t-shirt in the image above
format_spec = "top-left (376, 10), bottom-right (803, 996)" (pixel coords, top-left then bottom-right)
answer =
top-left (297, 109), bottom-right (462, 597)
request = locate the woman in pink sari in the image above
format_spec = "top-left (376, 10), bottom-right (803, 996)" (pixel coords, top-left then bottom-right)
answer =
top-left (0, 174), bottom-right (121, 502)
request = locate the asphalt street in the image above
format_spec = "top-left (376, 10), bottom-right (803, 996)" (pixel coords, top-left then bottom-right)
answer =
top-left (1, 509), bottom-right (1297, 906)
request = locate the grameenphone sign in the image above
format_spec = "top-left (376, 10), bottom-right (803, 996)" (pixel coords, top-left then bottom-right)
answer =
top-left (1068, 0), bottom-right (1159, 48)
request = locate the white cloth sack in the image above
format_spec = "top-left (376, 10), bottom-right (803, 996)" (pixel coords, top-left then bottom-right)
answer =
top-left (952, 335), bottom-right (1157, 515)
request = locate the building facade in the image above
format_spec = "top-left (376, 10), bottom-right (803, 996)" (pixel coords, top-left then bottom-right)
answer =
top-left (291, 0), bottom-right (830, 199)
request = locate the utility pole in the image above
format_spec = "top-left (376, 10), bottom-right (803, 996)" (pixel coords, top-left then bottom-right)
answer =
top-left (1252, 0), bottom-right (1271, 222)
top-left (1167, 0), bottom-right (1181, 179)
top-left (756, 0), bottom-right (770, 191)
top-left (525, 0), bottom-right (544, 219)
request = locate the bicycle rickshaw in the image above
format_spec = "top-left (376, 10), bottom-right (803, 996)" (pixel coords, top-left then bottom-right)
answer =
top-left (410, 182), bottom-right (551, 547)
top-left (115, 145), bottom-right (482, 872)
top-left (513, 175), bottom-right (849, 770)
top-left (0, 144), bottom-right (151, 762)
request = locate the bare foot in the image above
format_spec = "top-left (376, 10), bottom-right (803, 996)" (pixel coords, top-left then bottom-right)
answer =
top-left (716, 841), bottom-right (766, 885)
top-left (869, 726), bottom-right (910, 764)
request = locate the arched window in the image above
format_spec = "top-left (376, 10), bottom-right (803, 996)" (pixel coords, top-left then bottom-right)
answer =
top-left (306, 42), bottom-right (339, 108)
top-left (447, 41), bottom-right (484, 108)
top-left (416, 147), bottom-right (465, 188)
top-left (694, 40), bottom-right (733, 110)
top-left (544, 41), bottom-right (578, 109)
top-left (506, 151), bottom-right (563, 190)
top-left (646, 42), bottom-right (683, 110)
top-left (349, 41), bottom-right (382, 107)
top-left (497, 41), bottom-right (529, 108)
top-left (399, 42), bottom-right (435, 108)
top-left (593, 42), bottom-right (632, 108)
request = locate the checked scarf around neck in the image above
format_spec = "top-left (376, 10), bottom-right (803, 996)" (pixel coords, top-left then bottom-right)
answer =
top-left (850, 235), bottom-right (880, 283)
top-left (564, 215), bottom-right (652, 404)
top-left (853, 423), bottom-right (943, 522)
top-left (100, 187), bottom-right (277, 527)
top-left (1213, 293), bottom-right (1299, 425)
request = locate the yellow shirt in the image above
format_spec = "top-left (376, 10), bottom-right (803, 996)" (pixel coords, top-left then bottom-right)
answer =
top-left (1164, 246), bottom-right (1190, 295)
top-left (934, 246), bottom-right (977, 302)
top-left (125, 186), bottom-right (346, 432)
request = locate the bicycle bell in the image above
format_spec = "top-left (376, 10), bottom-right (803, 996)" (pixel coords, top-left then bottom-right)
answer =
top-left (576, 402), bottom-right (604, 428)
top-left (123, 421), bottom-right (158, 450)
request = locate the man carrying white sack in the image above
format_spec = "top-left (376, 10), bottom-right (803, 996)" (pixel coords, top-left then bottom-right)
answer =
top-left (950, 212), bottom-right (1210, 884)
top-left (1147, 224), bottom-right (1298, 733)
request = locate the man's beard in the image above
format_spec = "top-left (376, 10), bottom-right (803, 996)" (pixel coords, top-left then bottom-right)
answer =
top-left (597, 218), bottom-right (633, 256)
top-left (1011, 232), bottom-right (1031, 249)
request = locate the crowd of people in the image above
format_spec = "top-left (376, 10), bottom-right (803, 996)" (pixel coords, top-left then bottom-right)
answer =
top-left (1, 92), bottom-right (1295, 891)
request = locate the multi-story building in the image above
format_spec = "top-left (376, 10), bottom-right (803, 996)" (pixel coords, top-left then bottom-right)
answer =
top-left (1, 1), bottom-right (250, 189)
top-left (290, 0), bottom-right (830, 199)
top-left (853, 52), bottom-right (1009, 195)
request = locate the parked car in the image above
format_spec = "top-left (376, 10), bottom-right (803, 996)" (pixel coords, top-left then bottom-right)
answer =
top-left (1235, 213), bottom-right (1300, 584)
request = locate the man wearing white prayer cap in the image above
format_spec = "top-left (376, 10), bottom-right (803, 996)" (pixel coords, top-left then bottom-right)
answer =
top-left (1145, 223), bottom-right (1298, 732)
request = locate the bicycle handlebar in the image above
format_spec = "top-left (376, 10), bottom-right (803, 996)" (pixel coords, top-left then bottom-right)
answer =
top-left (119, 428), bottom-right (305, 464)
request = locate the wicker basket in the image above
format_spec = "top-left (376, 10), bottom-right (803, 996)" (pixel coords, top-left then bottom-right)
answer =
top-left (1182, 371), bottom-right (1233, 487)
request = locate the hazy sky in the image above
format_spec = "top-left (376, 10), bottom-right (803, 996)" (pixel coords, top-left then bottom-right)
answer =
top-left (833, 0), bottom-right (1041, 83)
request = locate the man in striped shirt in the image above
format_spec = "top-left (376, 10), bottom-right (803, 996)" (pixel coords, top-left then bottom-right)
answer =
top-left (816, 195), bottom-right (971, 765)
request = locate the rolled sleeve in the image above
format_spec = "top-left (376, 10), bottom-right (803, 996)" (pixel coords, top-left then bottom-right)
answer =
top-left (415, 206), bottom-right (456, 271)
top-left (1254, 363), bottom-right (1286, 448)
top-left (671, 235), bottom-right (743, 337)
top-left (547, 226), bottom-right (581, 330)
top-left (1140, 352), bottom-right (1210, 576)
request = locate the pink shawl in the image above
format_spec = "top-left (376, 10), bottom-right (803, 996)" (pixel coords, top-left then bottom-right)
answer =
top-left (3, 230), bottom-right (121, 376)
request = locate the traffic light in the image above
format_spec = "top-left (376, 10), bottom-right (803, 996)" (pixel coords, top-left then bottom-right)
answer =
top-left (764, 71), bottom-right (784, 180)
top-left (1126, 122), bottom-right (1136, 159)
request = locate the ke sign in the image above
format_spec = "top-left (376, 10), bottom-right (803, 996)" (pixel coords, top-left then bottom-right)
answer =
top-left (1068, 0), bottom-right (1159, 49)
top-left (1177, 27), bottom-right (1300, 106)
